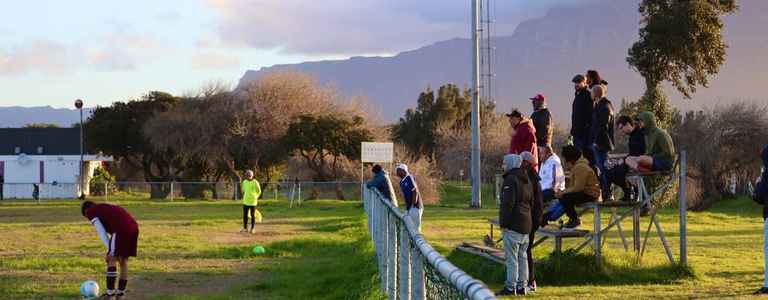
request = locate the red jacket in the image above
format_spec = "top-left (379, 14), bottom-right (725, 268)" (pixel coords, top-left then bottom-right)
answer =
top-left (509, 120), bottom-right (540, 172)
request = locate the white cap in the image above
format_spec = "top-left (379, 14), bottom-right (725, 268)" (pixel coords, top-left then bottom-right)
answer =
top-left (396, 163), bottom-right (409, 173)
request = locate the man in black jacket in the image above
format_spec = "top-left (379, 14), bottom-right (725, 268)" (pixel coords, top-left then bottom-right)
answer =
top-left (606, 116), bottom-right (645, 201)
top-left (496, 154), bottom-right (534, 296)
top-left (756, 144), bottom-right (768, 295)
top-left (589, 84), bottom-right (615, 201)
top-left (530, 94), bottom-right (552, 147)
top-left (521, 151), bottom-right (544, 293)
top-left (570, 74), bottom-right (592, 154)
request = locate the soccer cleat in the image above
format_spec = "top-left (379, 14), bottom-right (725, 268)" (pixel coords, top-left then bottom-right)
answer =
top-left (516, 288), bottom-right (527, 296)
top-left (495, 288), bottom-right (516, 296)
top-left (754, 287), bottom-right (768, 295)
top-left (249, 228), bottom-right (257, 234)
top-left (115, 291), bottom-right (126, 299)
top-left (239, 228), bottom-right (248, 233)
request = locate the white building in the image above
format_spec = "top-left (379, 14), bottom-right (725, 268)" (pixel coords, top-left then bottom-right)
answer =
top-left (0, 128), bottom-right (112, 199)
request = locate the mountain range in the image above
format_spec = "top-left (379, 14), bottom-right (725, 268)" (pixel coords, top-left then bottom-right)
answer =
top-left (238, 0), bottom-right (768, 124)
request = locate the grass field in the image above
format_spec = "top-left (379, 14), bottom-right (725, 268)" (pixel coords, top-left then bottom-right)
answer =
top-left (0, 185), bottom-right (766, 299)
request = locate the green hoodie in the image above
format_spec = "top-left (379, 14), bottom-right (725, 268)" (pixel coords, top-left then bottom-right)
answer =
top-left (637, 112), bottom-right (676, 164)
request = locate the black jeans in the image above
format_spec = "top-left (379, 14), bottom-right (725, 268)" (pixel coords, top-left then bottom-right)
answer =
top-left (527, 225), bottom-right (539, 284)
top-left (243, 205), bottom-right (256, 229)
top-left (542, 189), bottom-right (555, 204)
top-left (606, 164), bottom-right (631, 197)
top-left (560, 192), bottom-right (597, 221)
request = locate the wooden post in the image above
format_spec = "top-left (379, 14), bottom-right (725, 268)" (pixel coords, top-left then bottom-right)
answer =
top-left (679, 151), bottom-right (688, 265)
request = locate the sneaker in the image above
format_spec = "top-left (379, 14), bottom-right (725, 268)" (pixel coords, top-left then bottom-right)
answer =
top-left (564, 219), bottom-right (581, 230)
top-left (527, 281), bottom-right (537, 293)
top-left (495, 288), bottom-right (516, 296)
top-left (249, 228), bottom-right (257, 234)
top-left (754, 287), bottom-right (768, 295)
top-left (516, 288), bottom-right (527, 296)
top-left (239, 228), bottom-right (248, 233)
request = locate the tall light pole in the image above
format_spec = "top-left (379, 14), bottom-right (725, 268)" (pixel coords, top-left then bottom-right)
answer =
top-left (470, 0), bottom-right (482, 208)
top-left (75, 99), bottom-right (84, 199)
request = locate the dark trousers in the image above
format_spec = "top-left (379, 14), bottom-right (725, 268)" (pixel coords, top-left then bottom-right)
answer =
top-left (591, 145), bottom-right (610, 199)
top-left (606, 164), bottom-right (631, 197)
top-left (560, 192), bottom-right (596, 221)
top-left (527, 225), bottom-right (539, 284)
top-left (243, 205), bottom-right (256, 229)
top-left (542, 189), bottom-right (555, 204)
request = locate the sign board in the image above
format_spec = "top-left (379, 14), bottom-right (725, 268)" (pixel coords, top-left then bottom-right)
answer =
top-left (361, 142), bottom-right (394, 163)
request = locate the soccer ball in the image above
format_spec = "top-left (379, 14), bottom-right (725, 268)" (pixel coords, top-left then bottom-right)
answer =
top-left (80, 280), bottom-right (99, 299)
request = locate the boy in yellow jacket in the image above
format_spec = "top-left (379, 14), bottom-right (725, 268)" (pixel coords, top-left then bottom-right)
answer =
top-left (241, 170), bottom-right (262, 234)
top-left (555, 145), bottom-right (601, 229)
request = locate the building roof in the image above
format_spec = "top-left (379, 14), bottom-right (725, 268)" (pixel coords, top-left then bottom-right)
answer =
top-left (0, 128), bottom-right (86, 155)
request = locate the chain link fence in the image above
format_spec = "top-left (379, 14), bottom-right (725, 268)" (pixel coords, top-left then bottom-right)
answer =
top-left (0, 181), bottom-right (363, 203)
top-left (364, 175), bottom-right (495, 300)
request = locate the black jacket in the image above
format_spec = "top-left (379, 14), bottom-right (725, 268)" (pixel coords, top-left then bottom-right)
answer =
top-left (590, 97), bottom-right (615, 152)
top-left (571, 88), bottom-right (593, 140)
top-left (525, 166), bottom-right (544, 228)
top-left (531, 108), bottom-right (553, 147)
top-left (628, 127), bottom-right (646, 157)
top-left (500, 168), bottom-right (534, 234)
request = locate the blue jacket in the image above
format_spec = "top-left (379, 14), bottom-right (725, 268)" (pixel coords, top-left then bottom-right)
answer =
top-left (366, 170), bottom-right (391, 199)
top-left (399, 174), bottom-right (423, 210)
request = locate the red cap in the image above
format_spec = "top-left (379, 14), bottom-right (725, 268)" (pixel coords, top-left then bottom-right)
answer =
top-left (529, 94), bottom-right (546, 102)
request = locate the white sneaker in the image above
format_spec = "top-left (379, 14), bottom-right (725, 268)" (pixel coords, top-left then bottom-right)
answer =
top-left (239, 228), bottom-right (248, 233)
top-left (249, 228), bottom-right (256, 234)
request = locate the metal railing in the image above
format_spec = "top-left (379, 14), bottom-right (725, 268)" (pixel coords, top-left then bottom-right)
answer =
top-left (363, 176), bottom-right (495, 300)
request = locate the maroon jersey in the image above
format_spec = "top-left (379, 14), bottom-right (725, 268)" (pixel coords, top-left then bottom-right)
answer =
top-left (85, 203), bottom-right (138, 234)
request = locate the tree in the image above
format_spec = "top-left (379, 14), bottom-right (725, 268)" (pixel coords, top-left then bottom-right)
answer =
top-left (283, 114), bottom-right (372, 181)
top-left (85, 91), bottom-right (181, 198)
top-left (627, 0), bottom-right (737, 128)
top-left (393, 84), bottom-right (495, 161)
top-left (23, 123), bottom-right (59, 128)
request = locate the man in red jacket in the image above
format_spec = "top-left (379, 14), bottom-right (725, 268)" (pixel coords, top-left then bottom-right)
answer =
top-left (507, 109), bottom-right (540, 172)
top-left (82, 201), bottom-right (140, 299)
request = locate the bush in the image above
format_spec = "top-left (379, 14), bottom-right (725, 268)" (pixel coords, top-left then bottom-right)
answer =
top-left (89, 167), bottom-right (116, 196)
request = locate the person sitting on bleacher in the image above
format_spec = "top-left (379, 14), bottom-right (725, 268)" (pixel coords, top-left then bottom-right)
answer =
top-left (556, 145), bottom-right (601, 229)
top-left (625, 112), bottom-right (675, 172)
top-left (496, 154), bottom-right (534, 296)
top-left (605, 116), bottom-right (646, 202)
top-left (539, 145), bottom-right (566, 204)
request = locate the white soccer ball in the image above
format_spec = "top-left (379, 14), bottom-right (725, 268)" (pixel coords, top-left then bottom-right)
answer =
top-left (80, 280), bottom-right (99, 299)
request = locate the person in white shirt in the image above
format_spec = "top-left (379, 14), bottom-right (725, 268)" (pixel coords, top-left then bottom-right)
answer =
top-left (538, 145), bottom-right (566, 203)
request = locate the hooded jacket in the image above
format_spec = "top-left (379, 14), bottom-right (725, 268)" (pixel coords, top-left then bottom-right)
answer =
top-left (509, 119), bottom-right (540, 172)
top-left (638, 112), bottom-right (676, 165)
top-left (500, 168), bottom-right (534, 234)
top-left (590, 97), bottom-right (615, 152)
top-left (563, 157), bottom-right (601, 200)
top-left (570, 87), bottom-right (593, 140)
top-left (366, 170), bottom-right (392, 200)
top-left (525, 165), bottom-right (544, 228)
top-left (531, 108), bottom-right (553, 147)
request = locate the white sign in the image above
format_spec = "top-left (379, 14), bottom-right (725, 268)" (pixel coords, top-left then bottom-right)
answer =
top-left (361, 142), bottom-right (394, 163)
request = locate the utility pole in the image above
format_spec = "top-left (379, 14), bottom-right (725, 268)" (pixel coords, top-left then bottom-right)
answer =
top-left (470, 0), bottom-right (482, 208)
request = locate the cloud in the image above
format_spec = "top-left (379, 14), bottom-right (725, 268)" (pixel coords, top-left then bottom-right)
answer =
top-left (0, 40), bottom-right (73, 75)
top-left (191, 52), bottom-right (241, 69)
top-left (87, 31), bottom-right (161, 71)
top-left (207, 0), bottom-right (594, 56)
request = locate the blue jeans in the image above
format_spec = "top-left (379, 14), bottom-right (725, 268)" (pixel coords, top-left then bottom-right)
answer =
top-left (503, 229), bottom-right (529, 290)
top-left (592, 144), bottom-right (610, 199)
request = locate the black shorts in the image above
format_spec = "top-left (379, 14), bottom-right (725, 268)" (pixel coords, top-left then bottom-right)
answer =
top-left (652, 157), bottom-right (672, 171)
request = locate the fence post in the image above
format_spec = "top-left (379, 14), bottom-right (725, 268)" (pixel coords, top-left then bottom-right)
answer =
top-left (495, 173), bottom-right (502, 207)
top-left (679, 151), bottom-right (687, 265)
top-left (104, 182), bottom-right (108, 203)
top-left (388, 213), bottom-right (398, 298)
top-left (411, 239), bottom-right (425, 300)
top-left (399, 223), bottom-right (411, 300)
top-left (169, 182), bottom-right (174, 201)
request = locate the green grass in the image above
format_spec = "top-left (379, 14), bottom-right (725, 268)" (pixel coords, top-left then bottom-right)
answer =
top-left (1, 188), bottom-right (767, 299)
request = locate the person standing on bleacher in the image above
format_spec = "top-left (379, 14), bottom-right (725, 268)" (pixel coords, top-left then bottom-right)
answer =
top-left (556, 145), bottom-right (601, 229)
top-left (626, 112), bottom-right (675, 172)
top-left (496, 154), bottom-right (534, 296)
top-left (589, 84), bottom-right (615, 201)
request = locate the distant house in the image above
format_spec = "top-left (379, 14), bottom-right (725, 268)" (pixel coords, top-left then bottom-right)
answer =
top-left (0, 128), bottom-right (112, 199)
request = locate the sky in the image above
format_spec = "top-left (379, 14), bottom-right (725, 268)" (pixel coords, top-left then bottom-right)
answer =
top-left (0, 0), bottom-right (588, 108)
